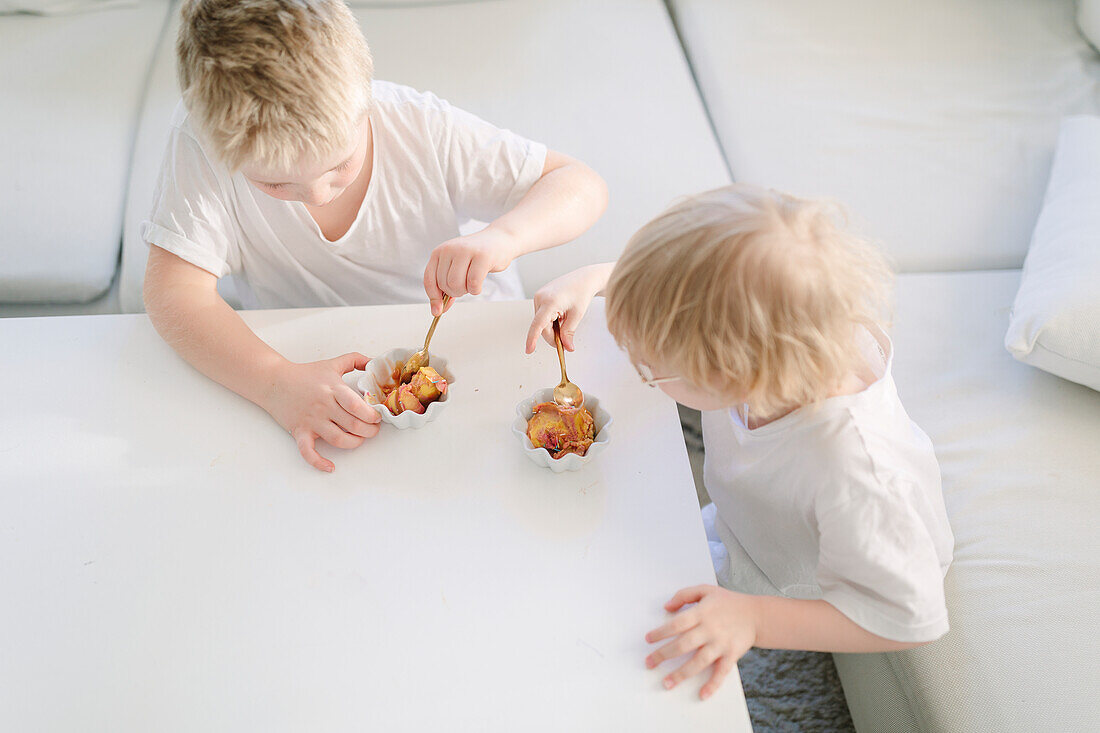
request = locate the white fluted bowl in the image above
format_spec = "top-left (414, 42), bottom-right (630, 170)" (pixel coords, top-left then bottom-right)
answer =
top-left (512, 388), bottom-right (612, 473)
top-left (356, 348), bottom-right (453, 430)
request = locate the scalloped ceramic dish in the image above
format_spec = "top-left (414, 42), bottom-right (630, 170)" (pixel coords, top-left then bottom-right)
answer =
top-left (357, 348), bottom-right (453, 430)
top-left (512, 388), bottom-right (612, 473)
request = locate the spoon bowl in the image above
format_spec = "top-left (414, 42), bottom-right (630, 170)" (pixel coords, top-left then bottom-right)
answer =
top-left (553, 381), bottom-right (584, 408)
top-left (552, 319), bottom-right (584, 408)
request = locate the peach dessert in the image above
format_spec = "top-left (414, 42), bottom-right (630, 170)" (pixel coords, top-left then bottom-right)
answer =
top-left (381, 366), bottom-right (447, 415)
top-left (526, 402), bottom-right (596, 458)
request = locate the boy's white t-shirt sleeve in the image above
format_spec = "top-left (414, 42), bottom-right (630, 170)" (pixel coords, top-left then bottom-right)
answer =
top-left (815, 480), bottom-right (950, 643)
top-left (140, 125), bottom-right (239, 279)
top-left (427, 96), bottom-right (547, 223)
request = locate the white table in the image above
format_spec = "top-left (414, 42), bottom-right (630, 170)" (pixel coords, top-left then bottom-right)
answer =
top-left (0, 300), bottom-right (752, 732)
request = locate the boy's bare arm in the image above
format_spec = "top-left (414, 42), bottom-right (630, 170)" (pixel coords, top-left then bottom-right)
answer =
top-left (645, 585), bottom-right (929, 700)
top-left (491, 150), bottom-right (609, 258)
top-left (144, 245), bottom-right (287, 406)
top-left (424, 150), bottom-right (608, 315)
top-left (144, 246), bottom-right (380, 472)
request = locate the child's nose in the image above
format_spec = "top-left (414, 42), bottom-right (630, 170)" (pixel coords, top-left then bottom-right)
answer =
top-left (302, 185), bottom-right (330, 207)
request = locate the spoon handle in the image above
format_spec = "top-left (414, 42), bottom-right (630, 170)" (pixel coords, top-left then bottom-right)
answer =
top-left (553, 319), bottom-right (569, 384)
top-left (423, 294), bottom-right (451, 351)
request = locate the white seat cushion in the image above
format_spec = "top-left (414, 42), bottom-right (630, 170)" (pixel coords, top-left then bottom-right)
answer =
top-left (121, 0), bottom-right (730, 311)
top-left (0, 0), bottom-right (171, 303)
top-left (834, 270), bottom-right (1100, 732)
top-left (0, 278), bottom-right (119, 318)
top-left (669, 0), bottom-right (1100, 272)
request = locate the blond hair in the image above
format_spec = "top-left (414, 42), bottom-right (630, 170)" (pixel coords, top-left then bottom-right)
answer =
top-left (606, 184), bottom-right (893, 416)
top-left (177, 0), bottom-right (374, 172)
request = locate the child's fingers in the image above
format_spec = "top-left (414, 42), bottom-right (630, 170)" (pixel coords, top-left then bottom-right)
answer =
top-left (294, 429), bottom-right (334, 473)
top-left (335, 385), bottom-right (381, 425)
top-left (645, 610), bottom-right (698, 645)
top-left (434, 253), bottom-right (452, 298)
top-left (646, 628), bottom-right (706, 669)
top-left (543, 325), bottom-right (560, 349)
top-left (665, 585), bottom-right (710, 612)
top-left (699, 656), bottom-right (736, 700)
top-left (663, 645), bottom-right (721, 690)
top-left (331, 406), bottom-right (380, 440)
top-left (334, 352), bottom-right (371, 374)
top-left (423, 251), bottom-right (446, 316)
top-left (432, 252), bottom-right (462, 303)
top-left (559, 304), bottom-right (589, 351)
top-left (466, 250), bottom-right (492, 296)
top-left (527, 301), bottom-right (575, 352)
top-left (319, 422), bottom-right (365, 451)
top-left (444, 253), bottom-right (473, 298)
top-left (526, 303), bottom-right (556, 354)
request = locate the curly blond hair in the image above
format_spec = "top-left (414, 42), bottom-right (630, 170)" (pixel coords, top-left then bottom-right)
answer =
top-left (177, 0), bottom-right (373, 172)
top-left (606, 184), bottom-right (893, 416)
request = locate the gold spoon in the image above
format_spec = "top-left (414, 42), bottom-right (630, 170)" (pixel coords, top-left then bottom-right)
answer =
top-left (552, 319), bottom-right (584, 408)
top-left (398, 294), bottom-right (451, 384)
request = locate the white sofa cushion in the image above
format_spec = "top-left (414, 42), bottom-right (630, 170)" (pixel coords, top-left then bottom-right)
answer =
top-left (0, 0), bottom-right (170, 304)
top-left (834, 270), bottom-right (1100, 732)
top-left (121, 0), bottom-right (730, 311)
top-left (1081, 0), bottom-right (1100, 51)
top-left (669, 0), bottom-right (1100, 272)
top-left (1006, 116), bottom-right (1100, 391)
top-left (0, 0), bottom-right (133, 14)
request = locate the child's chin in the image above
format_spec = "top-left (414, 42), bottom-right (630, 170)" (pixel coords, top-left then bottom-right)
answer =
top-left (683, 398), bottom-right (727, 412)
top-left (659, 387), bottom-right (729, 412)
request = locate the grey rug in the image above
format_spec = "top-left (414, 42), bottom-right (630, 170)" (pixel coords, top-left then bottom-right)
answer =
top-left (678, 406), bottom-right (856, 732)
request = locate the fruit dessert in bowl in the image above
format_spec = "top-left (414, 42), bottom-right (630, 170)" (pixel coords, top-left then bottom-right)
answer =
top-left (527, 401), bottom-right (595, 457)
top-left (512, 388), bottom-right (612, 473)
top-left (357, 348), bottom-right (452, 430)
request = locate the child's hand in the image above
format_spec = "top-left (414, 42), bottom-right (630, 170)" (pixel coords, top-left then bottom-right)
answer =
top-left (424, 227), bottom-right (519, 316)
top-left (262, 352), bottom-right (381, 472)
top-left (645, 585), bottom-right (759, 700)
top-left (525, 263), bottom-right (613, 354)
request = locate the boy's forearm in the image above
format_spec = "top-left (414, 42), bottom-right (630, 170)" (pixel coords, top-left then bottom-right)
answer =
top-left (491, 153), bottom-right (608, 258)
top-left (749, 596), bottom-right (927, 654)
top-left (145, 259), bottom-right (288, 410)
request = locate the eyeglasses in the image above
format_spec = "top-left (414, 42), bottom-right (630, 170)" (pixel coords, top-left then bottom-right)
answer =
top-left (633, 361), bottom-right (681, 388)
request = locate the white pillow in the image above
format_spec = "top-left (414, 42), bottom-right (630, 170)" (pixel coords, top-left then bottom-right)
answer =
top-left (1005, 115), bottom-right (1100, 392)
top-left (0, 0), bottom-right (133, 14)
top-left (1081, 0), bottom-right (1100, 51)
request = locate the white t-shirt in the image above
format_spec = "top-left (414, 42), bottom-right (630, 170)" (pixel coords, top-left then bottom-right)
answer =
top-left (141, 82), bottom-right (546, 309)
top-left (701, 326), bottom-right (954, 642)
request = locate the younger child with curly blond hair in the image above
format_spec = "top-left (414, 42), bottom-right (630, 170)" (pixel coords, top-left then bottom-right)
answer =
top-left (527, 184), bottom-right (953, 700)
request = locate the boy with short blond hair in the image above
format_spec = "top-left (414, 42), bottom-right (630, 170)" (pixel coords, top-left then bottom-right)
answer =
top-left (528, 184), bottom-right (953, 700)
top-left (176, 0), bottom-right (374, 173)
top-left (144, 0), bottom-right (607, 472)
